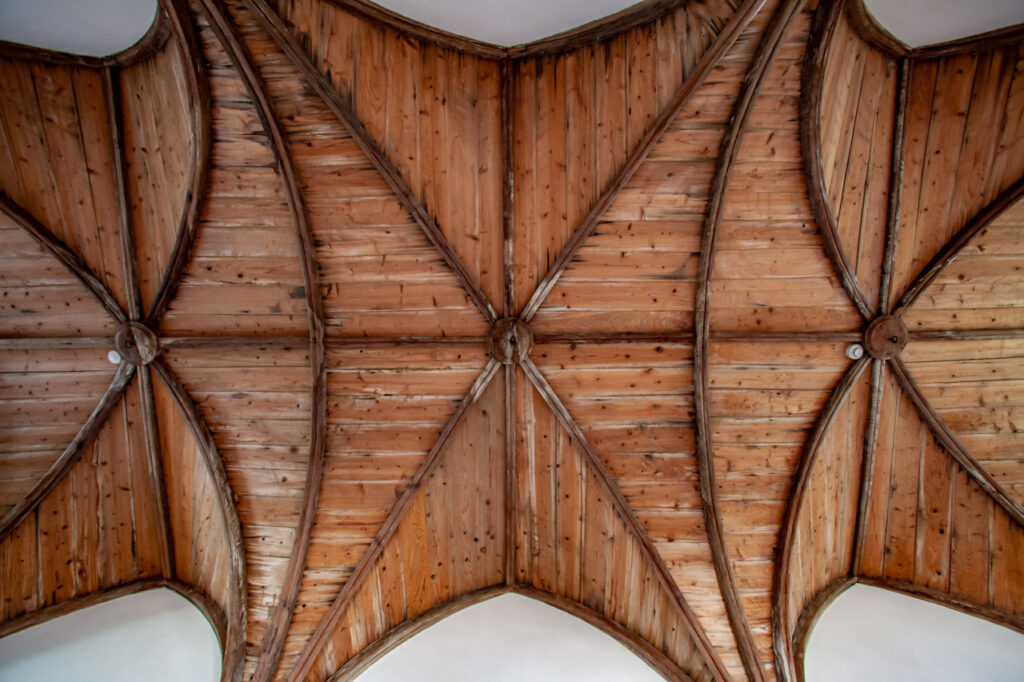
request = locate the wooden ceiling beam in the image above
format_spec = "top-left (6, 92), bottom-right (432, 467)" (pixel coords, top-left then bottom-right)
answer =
top-left (195, 3), bottom-right (329, 679)
top-left (289, 359), bottom-right (502, 682)
top-left (878, 58), bottom-right (909, 315)
top-left (0, 192), bottom-right (127, 325)
top-left (244, 0), bottom-right (498, 325)
top-left (891, 176), bottom-right (1024, 318)
top-left (888, 358), bottom-right (1024, 527)
top-left (0, 337), bottom-right (114, 350)
top-left (142, 0), bottom-right (211, 327)
top-left (694, 1), bottom-right (808, 679)
top-left (771, 356), bottom-right (870, 682)
top-left (800, 0), bottom-right (875, 320)
top-left (0, 361), bottom-right (135, 541)
top-left (518, 0), bottom-right (766, 323)
top-left (852, 359), bottom-right (885, 572)
top-left (150, 357), bottom-right (248, 682)
top-left (519, 356), bottom-right (730, 682)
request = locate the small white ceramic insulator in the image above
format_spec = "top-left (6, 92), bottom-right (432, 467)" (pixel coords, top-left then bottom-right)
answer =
top-left (107, 349), bottom-right (123, 365)
top-left (845, 344), bottom-right (864, 360)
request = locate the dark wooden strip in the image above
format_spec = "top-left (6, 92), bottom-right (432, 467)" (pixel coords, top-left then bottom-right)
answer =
top-left (244, 0), bottom-right (498, 324)
top-left (771, 357), bottom-right (869, 682)
top-left (0, 8), bottom-right (170, 68)
top-left (503, 362), bottom-right (516, 586)
top-left (194, 4), bottom-right (328, 678)
top-left (0, 362), bottom-right (135, 541)
top-left (0, 192), bottom-right (127, 324)
top-left (520, 357), bottom-right (728, 682)
top-left (889, 357), bottom-right (1024, 526)
top-left (852, 359), bottom-right (884, 573)
top-left (533, 331), bottom-right (865, 345)
top-left (150, 358), bottom-right (247, 682)
top-left (501, 57), bottom-right (515, 317)
top-left (694, 2), bottom-right (807, 679)
top-left (103, 65), bottom-right (142, 320)
top-left (144, 0), bottom-right (212, 326)
top-left (845, 0), bottom-right (1024, 58)
top-left (138, 366), bottom-right (174, 580)
top-left (288, 359), bottom-right (501, 682)
top-left (892, 177), bottom-right (1024, 317)
top-left (158, 335), bottom-right (486, 350)
top-left (908, 329), bottom-right (1024, 341)
top-left (518, 0), bottom-right (766, 322)
top-left (800, 0), bottom-right (876, 320)
top-left (0, 337), bottom-right (114, 350)
top-left (879, 58), bottom-right (908, 315)
top-left (790, 575), bottom-right (856, 681)
top-left (0, 576), bottom-right (227, 645)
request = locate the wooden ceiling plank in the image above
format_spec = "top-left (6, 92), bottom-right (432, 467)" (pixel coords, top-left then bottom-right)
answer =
top-left (518, 0), bottom-right (765, 323)
top-left (878, 57), bottom-right (909, 315)
top-left (891, 176), bottom-right (1024, 318)
top-left (852, 359), bottom-right (885, 572)
top-left (0, 362), bottom-right (134, 541)
top-left (519, 356), bottom-right (729, 682)
top-left (503, 362), bottom-right (517, 587)
top-left (195, 2), bottom-right (328, 678)
top-left (287, 359), bottom-right (500, 682)
top-left (800, 0), bottom-right (876, 320)
top-left (771, 356), bottom-right (869, 682)
top-left (244, 0), bottom-right (498, 325)
top-left (150, 357), bottom-right (247, 682)
top-left (888, 358), bottom-right (1024, 527)
top-left (0, 337), bottom-right (114, 350)
top-left (142, 0), bottom-right (212, 328)
top-left (0, 193), bottom-right (127, 325)
top-left (693, 0), bottom-right (807, 679)
top-left (501, 57), bottom-right (515, 317)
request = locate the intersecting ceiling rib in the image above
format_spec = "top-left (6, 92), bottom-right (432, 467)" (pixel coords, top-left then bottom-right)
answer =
top-left (0, 1), bottom-right (1022, 682)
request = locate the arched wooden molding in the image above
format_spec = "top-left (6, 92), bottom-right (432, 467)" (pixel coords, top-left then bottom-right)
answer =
top-left (327, 585), bottom-right (693, 682)
top-left (0, 7), bottom-right (170, 68)
top-left (143, 0), bottom-right (212, 327)
top-left (843, 0), bottom-right (1024, 58)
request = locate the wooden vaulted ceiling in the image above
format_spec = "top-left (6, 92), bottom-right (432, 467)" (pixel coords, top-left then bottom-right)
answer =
top-left (0, 0), bottom-right (1022, 680)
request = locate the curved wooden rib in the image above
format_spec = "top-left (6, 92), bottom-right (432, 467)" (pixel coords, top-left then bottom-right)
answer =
top-left (799, 0), bottom-right (876, 320)
top-left (150, 358), bottom-right (247, 682)
top-left (143, 0), bottom-right (212, 327)
top-left (518, 0), bottom-right (764, 323)
top-left (771, 356), bottom-right (870, 682)
top-left (0, 8), bottom-right (170, 68)
top-left (0, 577), bottom-right (228, 648)
top-left (328, 584), bottom-right (694, 682)
top-left (243, 0), bottom-right (498, 325)
top-left (0, 192), bottom-right (127, 325)
top-left (289, 359), bottom-right (501, 682)
top-left (878, 58), bottom-right (908, 315)
top-left (891, 177), bottom-right (1024, 318)
top-left (692, 1), bottom-right (807, 678)
top-left (194, 3), bottom-right (329, 679)
top-left (519, 357), bottom-right (728, 682)
top-left (0, 361), bottom-right (135, 541)
top-left (844, 0), bottom-right (1024, 59)
top-left (852, 359), bottom-right (884, 570)
top-left (888, 358), bottom-right (1024, 527)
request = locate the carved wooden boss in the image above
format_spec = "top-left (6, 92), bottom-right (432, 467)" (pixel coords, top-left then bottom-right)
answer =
top-left (0, 1), bottom-right (1022, 682)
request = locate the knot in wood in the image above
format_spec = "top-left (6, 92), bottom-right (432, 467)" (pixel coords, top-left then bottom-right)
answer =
top-left (863, 315), bottom-right (908, 360)
top-left (115, 321), bottom-right (159, 366)
top-left (488, 318), bottom-right (533, 365)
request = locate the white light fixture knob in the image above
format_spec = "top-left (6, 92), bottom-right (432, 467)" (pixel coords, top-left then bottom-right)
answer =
top-left (107, 349), bottom-right (123, 365)
top-left (845, 344), bottom-right (864, 360)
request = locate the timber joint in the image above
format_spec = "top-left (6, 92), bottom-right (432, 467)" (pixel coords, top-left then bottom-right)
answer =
top-left (488, 318), bottom-right (533, 365)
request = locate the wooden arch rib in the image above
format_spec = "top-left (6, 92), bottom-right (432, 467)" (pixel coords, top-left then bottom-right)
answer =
top-left (0, 577), bottom-right (228, 647)
top-left (0, 8), bottom-right (170, 68)
top-left (799, 0), bottom-right (876, 320)
top-left (0, 194), bottom-right (127, 325)
top-left (692, 0), bottom-right (808, 679)
top-left (770, 357), bottom-right (870, 682)
top-left (517, 0), bottom-right (765, 323)
top-left (193, 2), bottom-right (329, 680)
top-left (326, 585), bottom-right (695, 682)
top-left (288, 360), bottom-right (502, 682)
top-left (242, 0), bottom-right (497, 325)
top-left (143, 0), bottom-right (212, 327)
top-left (151, 359), bottom-right (248, 682)
top-left (843, 0), bottom-right (1024, 59)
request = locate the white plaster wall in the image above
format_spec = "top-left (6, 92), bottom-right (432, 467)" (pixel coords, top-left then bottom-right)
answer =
top-left (0, 0), bottom-right (157, 56)
top-left (356, 593), bottom-right (665, 682)
top-left (864, 0), bottom-right (1024, 47)
top-left (0, 588), bottom-right (221, 682)
top-left (805, 583), bottom-right (1024, 682)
